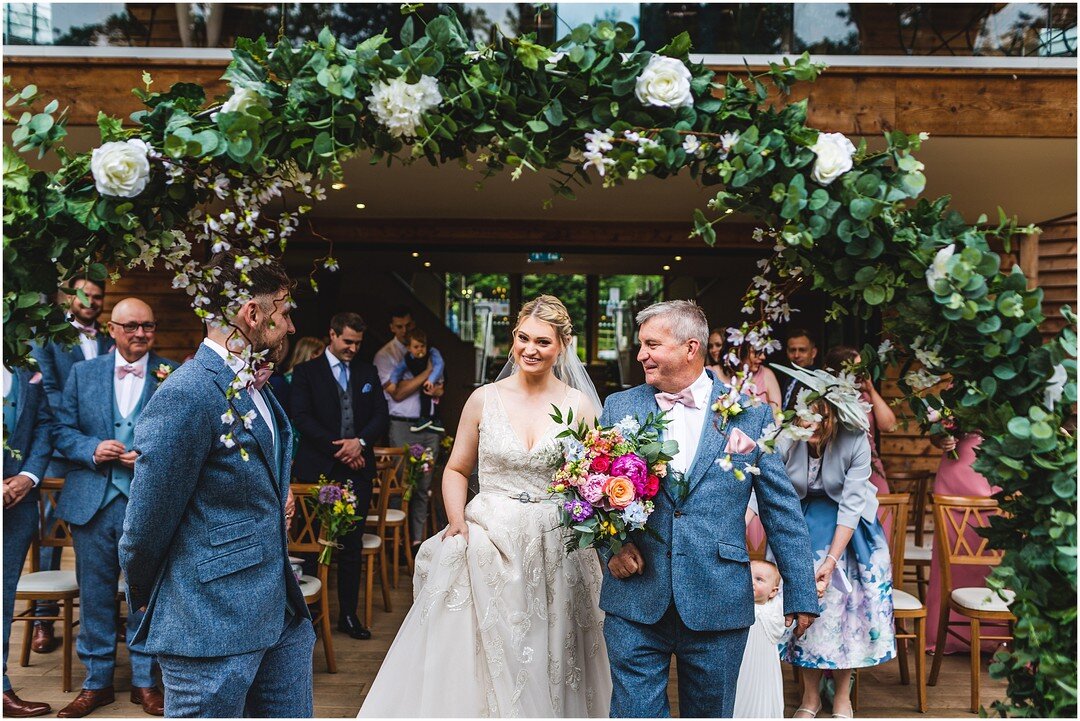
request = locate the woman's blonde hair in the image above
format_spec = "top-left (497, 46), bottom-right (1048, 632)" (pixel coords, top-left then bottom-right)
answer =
top-left (809, 397), bottom-right (840, 448)
top-left (514, 295), bottom-right (573, 350)
top-left (286, 336), bottom-right (326, 373)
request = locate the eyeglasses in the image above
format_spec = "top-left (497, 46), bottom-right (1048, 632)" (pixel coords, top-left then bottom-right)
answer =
top-left (108, 321), bottom-right (158, 334)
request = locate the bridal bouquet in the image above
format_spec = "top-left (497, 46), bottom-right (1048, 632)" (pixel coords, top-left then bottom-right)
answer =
top-left (309, 477), bottom-right (363, 565)
top-left (547, 407), bottom-right (679, 555)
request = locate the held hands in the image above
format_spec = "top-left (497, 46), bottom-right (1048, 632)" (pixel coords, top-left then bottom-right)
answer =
top-left (785, 613), bottom-right (816, 639)
top-left (608, 542), bottom-right (645, 579)
top-left (442, 519), bottom-right (469, 543)
top-left (814, 556), bottom-right (837, 599)
top-left (332, 438), bottom-right (365, 470)
top-left (931, 433), bottom-right (958, 453)
top-left (93, 439), bottom-right (126, 465)
top-left (3, 475), bottom-right (34, 508)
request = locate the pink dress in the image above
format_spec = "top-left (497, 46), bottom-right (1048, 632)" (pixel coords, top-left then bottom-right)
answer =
top-left (925, 434), bottom-right (1002, 654)
top-left (862, 391), bottom-right (889, 495)
top-left (748, 367), bottom-right (771, 405)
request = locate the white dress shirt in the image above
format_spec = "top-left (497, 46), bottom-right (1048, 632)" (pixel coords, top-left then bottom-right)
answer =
top-left (72, 319), bottom-right (100, 360)
top-left (663, 370), bottom-right (714, 475)
top-left (203, 338), bottom-right (275, 446)
top-left (325, 347), bottom-right (350, 389)
top-left (374, 338), bottom-right (420, 418)
top-left (114, 352), bottom-right (149, 418)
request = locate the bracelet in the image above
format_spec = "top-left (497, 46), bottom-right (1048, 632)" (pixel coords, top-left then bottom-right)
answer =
top-left (826, 554), bottom-right (840, 565)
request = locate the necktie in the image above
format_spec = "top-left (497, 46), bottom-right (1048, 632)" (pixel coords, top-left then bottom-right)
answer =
top-left (655, 387), bottom-right (698, 411)
top-left (247, 361), bottom-right (273, 391)
top-left (783, 379), bottom-right (798, 409)
top-left (117, 364), bottom-right (144, 379)
top-left (336, 362), bottom-right (349, 392)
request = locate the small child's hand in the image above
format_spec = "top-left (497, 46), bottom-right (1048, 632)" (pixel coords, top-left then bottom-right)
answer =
top-left (423, 381), bottom-right (435, 394)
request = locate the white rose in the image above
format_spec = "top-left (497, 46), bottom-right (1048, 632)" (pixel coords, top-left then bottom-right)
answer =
top-left (810, 131), bottom-right (856, 186)
top-left (91, 139), bottom-right (151, 198)
top-left (366, 75), bottom-right (442, 138)
top-left (634, 55), bottom-right (694, 109)
top-left (925, 244), bottom-right (956, 293)
top-left (1043, 363), bottom-right (1067, 410)
top-left (216, 87), bottom-right (269, 118)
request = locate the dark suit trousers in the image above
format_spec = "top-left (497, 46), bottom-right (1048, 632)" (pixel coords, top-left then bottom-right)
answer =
top-left (327, 463), bottom-right (373, 619)
top-left (4, 499), bottom-right (36, 691)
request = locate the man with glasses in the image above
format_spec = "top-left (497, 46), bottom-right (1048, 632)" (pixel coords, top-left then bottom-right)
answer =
top-left (29, 278), bottom-right (113, 654)
top-left (52, 298), bottom-right (176, 717)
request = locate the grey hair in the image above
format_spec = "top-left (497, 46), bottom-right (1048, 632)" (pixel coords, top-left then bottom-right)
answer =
top-left (635, 300), bottom-right (709, 358)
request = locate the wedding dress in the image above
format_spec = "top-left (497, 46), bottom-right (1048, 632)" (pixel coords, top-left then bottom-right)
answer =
top-left (358, 385), bottom-right (611, 717)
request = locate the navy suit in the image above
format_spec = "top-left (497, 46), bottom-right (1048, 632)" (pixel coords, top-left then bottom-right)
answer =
top-left (120, 343), bottom-right (313, 717)
top-left (599, 377), bottom-right (818, 717)
top-left (53, 351), bottom-right (176, 691)
top-left (290, 354), bottom-right (388, 619)
top-left (2, 368), bottom-right (54, 692)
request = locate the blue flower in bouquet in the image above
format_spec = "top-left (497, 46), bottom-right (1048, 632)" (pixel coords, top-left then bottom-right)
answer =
top-left (564, 499), bottom-right (594, 522)
top-left (562, 438), bottom-right (586, 462)
top-left (614, 415), bottom-right (640, 437)
top-left (318, 484), bottom-right (344, 504)
top-left (621, 500), bottom-right (649, 528)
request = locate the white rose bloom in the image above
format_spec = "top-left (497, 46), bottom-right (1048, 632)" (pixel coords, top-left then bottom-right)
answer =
top-left (809, 131), bottom-right (856, 186)
top-left (366, 75), bottom-right (442, 138)
top-left (925, 244), bottom-right (956, 293)
top-left (634, 55), bottom-right (694, 109)
top-left (91, 139), bottom-right (151, 198)
top-left (214, 87), bottom-right (269, 120)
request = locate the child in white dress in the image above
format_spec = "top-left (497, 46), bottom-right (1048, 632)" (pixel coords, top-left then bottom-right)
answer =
top-left (733, 560), bottom-right (787, 718)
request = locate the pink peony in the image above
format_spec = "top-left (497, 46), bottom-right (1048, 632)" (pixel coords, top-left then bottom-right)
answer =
top-left (590, 455), bottom-right (612, 473)
top-left (611, 453), bottom-right (648, 494)
top-left (579, 474), bottom-right (607, 505)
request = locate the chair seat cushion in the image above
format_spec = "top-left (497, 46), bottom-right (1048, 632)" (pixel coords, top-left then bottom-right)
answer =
top-left (366, 509), bottom-right (406, 525)
top-left (362, 533), bottom-right (382, 550)
top-left (298, 574), bottom-right (322, 600)
top-left (892, 588), bottom-right (924, 612)
top-left (17, 570), bottom-right (79, 594)
top-left (951, 587), bottom-right (1015, 612)
top-left (904, 538), bottom-right (933, 562)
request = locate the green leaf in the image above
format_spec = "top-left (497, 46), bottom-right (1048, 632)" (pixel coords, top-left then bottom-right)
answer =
top-left (1007, 416), bottom-right (1031, 439)
top-left (658, 31), bottom-right (691, 58)
top-left (863, 285), bottom-right (886, 305)
top-left (526, 119), bottom-right (549, 133)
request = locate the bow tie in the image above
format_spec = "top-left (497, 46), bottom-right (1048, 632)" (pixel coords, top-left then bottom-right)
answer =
top-left (117, 364), bottom-right (144, 379)
top-left (656, 387), bottom-right (698, 411)
top-left (247, 361), bottom-right (273, 392)
top-left (77, 325), bottom-right (97, 338)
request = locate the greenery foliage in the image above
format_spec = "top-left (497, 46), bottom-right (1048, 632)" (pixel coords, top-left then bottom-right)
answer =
top-left (2, 6), bottom-right (1075, 714)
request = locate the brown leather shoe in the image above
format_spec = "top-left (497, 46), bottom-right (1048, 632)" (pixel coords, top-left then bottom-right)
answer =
top-left (56, 687), bottom-right (115, 718)
top-left (30, 623), bottom-right (57, 654)
top-left (3, 690), bottom-right (51, 717)
top-left (130, 687), bottom-right (165, 716)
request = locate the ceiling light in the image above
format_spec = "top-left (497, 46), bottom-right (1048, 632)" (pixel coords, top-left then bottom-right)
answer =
top-left (355, 203), bottom-right (366, 210)
top-left (674, 255), bottom-right (682, 261)
top-left (411, 252), bottom-right (420, 258)
top-left (331, 182), bottom-right (347, 190)
top-left (662, 265), bottom-right (671, 271)
top-left (423, 261), bottom-right (432, 268)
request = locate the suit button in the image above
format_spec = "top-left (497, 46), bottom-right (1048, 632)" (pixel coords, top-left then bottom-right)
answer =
top-left (666, 551), bottom-right (672, 558)
top-left (674, 510), bottom-right (683, 518)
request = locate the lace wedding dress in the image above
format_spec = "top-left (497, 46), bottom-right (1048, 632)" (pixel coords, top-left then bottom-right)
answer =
top-left (358, 385), bottom-right (611, 718)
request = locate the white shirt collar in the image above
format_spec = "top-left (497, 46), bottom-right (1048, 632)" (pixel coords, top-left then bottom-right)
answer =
top-left (202, 338), bottom-right (246, 373)
top-left (113, 351), bottom-right (149, 370)
top-left (689, 369), bottom-right (713, 407)
top-left (324, 347), bottom-right (347, 369)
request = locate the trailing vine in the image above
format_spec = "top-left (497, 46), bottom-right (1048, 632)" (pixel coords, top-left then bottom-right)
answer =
top-left (2, 7), bottom-right (1075, 715)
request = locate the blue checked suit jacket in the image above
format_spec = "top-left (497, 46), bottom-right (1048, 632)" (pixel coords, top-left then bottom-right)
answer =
top-left (3, 368), bottom-right (54, 485)
top-left (119, 343), bottom-right (309, 657)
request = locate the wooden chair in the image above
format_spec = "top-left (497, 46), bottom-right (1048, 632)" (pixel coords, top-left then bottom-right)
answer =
top-left (289, 482), bottom-right (336, 673)
top-left (927, 495), bottom-right (1014, 713)
top-left (14, 478), bottom-right (79, 692)
top-left (876, 492), bottom-right (928, 712)
top-left (889, 470), bottom-right (933, 601)
top-left (371, 447), bottom-right (411, 588)
top-left (362, 459), bottom-right (394, 628)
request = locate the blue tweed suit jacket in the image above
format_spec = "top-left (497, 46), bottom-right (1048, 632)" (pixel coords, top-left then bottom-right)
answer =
top-left (32, 330), bottom-right (113, 411)
top-left (53, 351), bottom-right (176, 526)
top-left (119, 343), bottom-right (309, 658)
top-left (3, 368), bottom-right (54, 484)
top-left (598, 375), bottom-right (819, 631)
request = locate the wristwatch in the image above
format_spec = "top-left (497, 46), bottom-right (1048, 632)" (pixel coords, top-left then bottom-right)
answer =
top-left (357, 438), bottom-right (366, 447)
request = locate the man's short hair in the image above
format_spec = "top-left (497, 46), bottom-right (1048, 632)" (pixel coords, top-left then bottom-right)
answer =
top-left (330, 312), bottom-right (366, 335)
top-left (203, 251), bottom-right (291, 321)
top-left (406, 328), bottom-right (427, 345)
top-left (786, 328), bottom-right (817, 348)
top-left (388, 305), bottom-right (413, 321)
top-left (635, 300), bottom-right (709, 358)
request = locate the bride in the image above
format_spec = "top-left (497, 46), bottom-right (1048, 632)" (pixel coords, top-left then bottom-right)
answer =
top-left (359, 295), bottom-right (611, 718)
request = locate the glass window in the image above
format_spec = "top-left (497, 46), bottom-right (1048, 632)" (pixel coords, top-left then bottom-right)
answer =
top-left (445, 273), bottom-right (511, 385)
top-left (522, 273), bottom-right (587, 361)
top-left (598, 275), bottom-right (662, 387)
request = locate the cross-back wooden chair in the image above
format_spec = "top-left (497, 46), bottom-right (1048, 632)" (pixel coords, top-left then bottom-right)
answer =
top-left (15, 478), bottom-right (79, 692)
top-left (927, 495), bottom-right (1014, 713)
top-left (371, 447), bottom-right (411, 587)
top-left (889, 470), bottom-right (933, 601)
top-left (289, 482), bottom-right (336, 673)
top-left (362, 459), bottom-right (394, 628)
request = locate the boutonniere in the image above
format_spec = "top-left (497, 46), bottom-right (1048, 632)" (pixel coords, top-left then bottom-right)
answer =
top-left (711, 387), bottom-right (744, 430)
top-left (153, 363), bottom-right (173, 382)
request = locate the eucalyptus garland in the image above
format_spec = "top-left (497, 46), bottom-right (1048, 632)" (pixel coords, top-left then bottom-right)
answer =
top-left (2, 7), bottom-right (1075, 715)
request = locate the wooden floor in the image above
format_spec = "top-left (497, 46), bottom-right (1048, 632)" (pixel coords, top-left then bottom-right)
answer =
top-left (8, 552), bottom-right (1008, 718)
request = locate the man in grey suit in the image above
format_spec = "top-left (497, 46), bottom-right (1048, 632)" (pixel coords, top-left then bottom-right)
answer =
top-left (599, 300), bottom-right (819, 718)
top-left (53, 298), bottom-right (176, 718)
top-left (3, 365), bottom-right (55, 717)
top-left (119, 252), bottom-right (313, 717)
top-left (30, 277), bottom-right (113, 654)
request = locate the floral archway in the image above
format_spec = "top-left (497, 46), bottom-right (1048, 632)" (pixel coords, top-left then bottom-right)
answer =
top-left (3, 8), bottom-right (1075, 715)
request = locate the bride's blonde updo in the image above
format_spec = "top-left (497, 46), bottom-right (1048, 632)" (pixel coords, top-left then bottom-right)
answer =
top-left (514, 295), bottom-right (573, 350)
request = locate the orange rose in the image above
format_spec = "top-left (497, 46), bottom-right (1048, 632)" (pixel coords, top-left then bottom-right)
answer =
top-left (604, 476), bottom-right (636, 509)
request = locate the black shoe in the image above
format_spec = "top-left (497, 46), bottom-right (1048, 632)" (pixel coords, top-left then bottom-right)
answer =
top-left (337, 614), bottom-right (372, 640)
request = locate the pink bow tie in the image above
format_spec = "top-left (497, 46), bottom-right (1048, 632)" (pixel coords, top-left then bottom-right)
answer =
top-left (77, 325), bottom-right (97, 338)
top-left (247, 362), bottom-right (273, 392)
top-left (655, 387), bottom-right (698, 411)
top-left (117, 364), bottom-right (144, 379)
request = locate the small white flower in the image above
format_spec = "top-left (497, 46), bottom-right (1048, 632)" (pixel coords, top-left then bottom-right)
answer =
top-left (211, 239), bottom-right (232, 253)
top-left (241, 409), bottom-right (257, 430)
top-left (782, 424), bottom-right (815, 442)
top-left (726, 325), bottom-right (746, 345)
top-left (623, 130), bottom-right (641, 143)
top-left (744, 464), bottom-right (761, 476)
top-left (219, 433), bottom-right (236, 449)
top-left (323, 257), bottom-right (340, 272)
top-left (809, 131), bottom-right (856, 186)
top-left (904, 369), bottom-right (942, 392)
top-left (794, 388), bottom-right (822, 424)
top-left (635, 55), bottom-right (694, 109)
top-left (877, 339), bottom-right (894, 362)
top-left (717, 131), bottom-right (740, 159)
top-left (584, 128), bottom-right (615, 154)
top-left (925, 245), bottom-right (956, 293)
top-left (234, 255), bottom-right (250, 270)
top-left (91, 139), bottom-right (151, 198)
top-left (716, 455), bottom-right (734, 472)
top-left (919, 132), bottom-right (930, 141)
top-left (221, 409), bottom-right (235, 425)
top-left (1044, 363), bottom-right (1067, 410)
top-left (614, 415), bottom-right (641, 436)
top-left (681, 134), bottom-right (702, 157)
top-left (213, 87), bottom-right (269, 120)
top-left (582, 151), bottom-right (616, 177)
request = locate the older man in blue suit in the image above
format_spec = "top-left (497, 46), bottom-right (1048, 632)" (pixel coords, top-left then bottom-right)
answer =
top-left (598, 300), bottom-right (819, 718)
top-left (120, 252), bottom-right (313, 718)
top-left (29, 277), bottom-right (113, 654)
top-left (53, 298), bottom-right (176, 718)
top-left (3, 365), bottom-right (55, 717)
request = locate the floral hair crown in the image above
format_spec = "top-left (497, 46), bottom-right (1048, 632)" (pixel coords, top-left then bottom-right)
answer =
top-left (770, 364), bottom-right (872, 433)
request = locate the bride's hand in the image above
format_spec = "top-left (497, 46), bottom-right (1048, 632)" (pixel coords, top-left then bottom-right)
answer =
top-left (442, 520), bottom-right (469, 543)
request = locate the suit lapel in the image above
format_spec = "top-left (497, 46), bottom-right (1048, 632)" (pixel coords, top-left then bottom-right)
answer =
top-left (318, 355), bottom-right (342, 414)
top-left (264, 386), bottom-right (291, 492)
top-left (684, 377), bottom-right (729, 494)
top-left (137, 353), bottom-right (164, 409)
top-left (95, 352), bottom-right (116, 432)
top-left (208, 349), bottom-right (277, 481)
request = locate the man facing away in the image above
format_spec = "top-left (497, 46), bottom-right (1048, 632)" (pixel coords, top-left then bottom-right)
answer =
top-left (290, 311), bottom-right (388, 641)
top-left (52, 298), bottom-right (176, 717)
top-left (119, 252), bottom-right (313, 717)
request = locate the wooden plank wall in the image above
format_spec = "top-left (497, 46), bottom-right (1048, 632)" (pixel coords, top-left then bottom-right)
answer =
top-left (1033, 214), bottom-right (1077, 340)
top-left (102, 266), bottom-right (204, 364)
